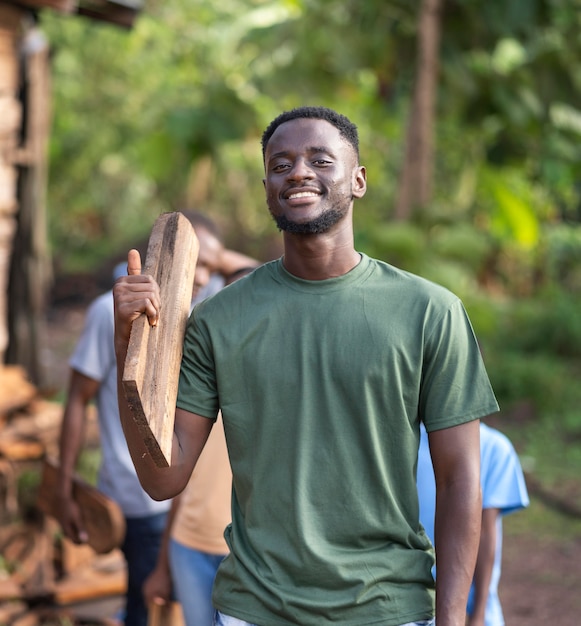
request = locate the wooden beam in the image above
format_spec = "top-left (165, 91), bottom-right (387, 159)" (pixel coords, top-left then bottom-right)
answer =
top-left (122, 212), bottom-right (198, 468)
top-left (9, 0), bottom-right (77, 13)
top-left (77, 5), bottom-right (138, 29)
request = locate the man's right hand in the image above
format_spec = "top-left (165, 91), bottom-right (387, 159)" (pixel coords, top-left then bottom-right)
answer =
top-left (113, 249), bottom-right (161, 352)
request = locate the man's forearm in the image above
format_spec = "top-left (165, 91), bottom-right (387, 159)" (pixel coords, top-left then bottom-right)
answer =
top-left (435, 479), bottom-right (482, 625)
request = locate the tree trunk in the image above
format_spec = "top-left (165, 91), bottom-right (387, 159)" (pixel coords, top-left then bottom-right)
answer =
top-left (394, 0), bottom-right (443, 221)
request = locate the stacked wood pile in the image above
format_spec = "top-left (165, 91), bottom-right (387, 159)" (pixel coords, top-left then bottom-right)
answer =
top-left (0, 365), bottom-right (127, 626)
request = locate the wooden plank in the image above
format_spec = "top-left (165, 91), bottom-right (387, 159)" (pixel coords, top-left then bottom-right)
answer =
top-left (36, 458), bottom-right (126, 554)
top-left (122, 212), bottom-right (198, 468)
top-left (148, 602), bottom-right (186, 626)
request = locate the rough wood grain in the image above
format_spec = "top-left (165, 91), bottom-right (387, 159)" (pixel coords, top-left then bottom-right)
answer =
top-left (122, 212), bottom-right (198, 467)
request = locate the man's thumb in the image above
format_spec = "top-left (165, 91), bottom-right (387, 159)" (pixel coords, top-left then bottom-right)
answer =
top-left (127, 249), bottom-right (142, 275)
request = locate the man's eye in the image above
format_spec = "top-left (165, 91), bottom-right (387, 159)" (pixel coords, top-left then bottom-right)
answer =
top-left (313, 159), bottom-right (331, 166)
top-left (272, 163), bottom-right (289, 172)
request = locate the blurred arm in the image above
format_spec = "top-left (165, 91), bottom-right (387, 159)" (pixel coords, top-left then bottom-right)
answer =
top-left (219, 248), bottom-right (259, 279)
top-left (143, 493), bottom-right (183, 607)
top-left (467, 507), bottom-right (498, 626)
top-left (56, 369), bottom-right (100, 543)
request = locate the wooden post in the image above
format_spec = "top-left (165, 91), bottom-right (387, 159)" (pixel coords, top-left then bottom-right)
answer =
top-left (122, 212), bottom-right (198, 468)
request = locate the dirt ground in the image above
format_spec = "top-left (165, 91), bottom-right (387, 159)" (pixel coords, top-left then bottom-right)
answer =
top-left (500, 527), bottom-right (581, 625)
top-left (39, 301), bottom-right (581, 626)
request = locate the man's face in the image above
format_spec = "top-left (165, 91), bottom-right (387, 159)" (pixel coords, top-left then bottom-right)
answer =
top-left (192, 228), bottom-right (223, 299)
top-left (263, 118), bottom-right (366, 234)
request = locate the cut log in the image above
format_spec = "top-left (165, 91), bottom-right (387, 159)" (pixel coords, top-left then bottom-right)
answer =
top-left (0, 365), bottom-right (37, 416)
top-left (36, 458), bottom-right (126, 554)
top-left (122, 212), bottom-right (198, 467)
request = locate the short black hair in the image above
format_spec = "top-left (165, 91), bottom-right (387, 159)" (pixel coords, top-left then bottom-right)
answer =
top-left (179, 210), bottom-right (223, 242)
top-left (261, 106), bottom-right (360, 161)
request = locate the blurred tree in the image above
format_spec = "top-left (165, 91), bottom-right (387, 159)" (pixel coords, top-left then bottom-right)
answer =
top-left (41, 0), bottom-right (581, 278)
top-left (394, 0), bottom-right (442, 220)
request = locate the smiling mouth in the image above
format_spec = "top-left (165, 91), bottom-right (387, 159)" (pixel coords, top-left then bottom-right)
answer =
top-left (286, 191), bottom-right (321, 200)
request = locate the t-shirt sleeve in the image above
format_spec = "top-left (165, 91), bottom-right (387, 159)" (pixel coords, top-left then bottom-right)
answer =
top-left (420, 298), bottom-right (500, 431)
top-left (481, 429), bottom-right (530, 515)
top-left (69, 293), bottom-right (115, 383)
top-left (176, 304), bottom-right (220, 419)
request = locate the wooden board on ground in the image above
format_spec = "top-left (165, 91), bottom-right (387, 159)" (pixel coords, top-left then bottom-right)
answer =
top-left (53, 549), bottom-right (126, 606)
top-left (36, 458), bottom-right (126, 554)
top-left (122, 212), bottom-right (198, 468)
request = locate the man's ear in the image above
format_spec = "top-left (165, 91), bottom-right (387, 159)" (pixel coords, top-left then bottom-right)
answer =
top-left (352, 165), bottom-right (367, 199)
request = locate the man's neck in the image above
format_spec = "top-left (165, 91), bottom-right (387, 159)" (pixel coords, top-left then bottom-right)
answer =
top-left (281, 234), bottom-right (360, 281)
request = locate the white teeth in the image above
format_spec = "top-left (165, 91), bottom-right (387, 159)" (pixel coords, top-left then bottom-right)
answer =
top-left (288, 191), bottom-right (319, 199)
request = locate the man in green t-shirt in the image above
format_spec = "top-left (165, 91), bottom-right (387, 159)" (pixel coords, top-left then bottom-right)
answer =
top-left (114, 106), bottom-right (499, 626)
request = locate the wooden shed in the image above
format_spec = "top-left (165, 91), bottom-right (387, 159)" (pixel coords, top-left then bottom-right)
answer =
top-left (0, 0), bottom-right (143, 386)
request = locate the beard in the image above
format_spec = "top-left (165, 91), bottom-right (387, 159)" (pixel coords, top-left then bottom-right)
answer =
top-left (271, 208), bottom-right (344, 234)
top-left (270, 192), bottom-right (352, 235)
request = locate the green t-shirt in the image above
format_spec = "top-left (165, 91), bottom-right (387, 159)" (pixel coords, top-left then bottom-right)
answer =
top-left (177, 254), bottom-right (499, 626)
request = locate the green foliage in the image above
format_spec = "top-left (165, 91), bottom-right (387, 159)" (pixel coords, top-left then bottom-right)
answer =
top-left (429, 224), bottom-right (493, 274)
top-left (486, 347), bottom-right (579, 415)
top-left (40, 1), bottom-right (581, 498)
top-left (541, 223), bottom-right (581, 291)
top-left (357, 221), bottom-right (426, 272)
top-left (494, 290), bottom-right (581, 358)
top-left (42, 0), bottom-right (581, 271)
top-left (420, 258), bottom-right (477, 298)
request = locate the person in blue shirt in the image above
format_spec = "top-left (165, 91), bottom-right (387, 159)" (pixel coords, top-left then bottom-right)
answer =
top-left (417, 421), bottom-right (529, 626)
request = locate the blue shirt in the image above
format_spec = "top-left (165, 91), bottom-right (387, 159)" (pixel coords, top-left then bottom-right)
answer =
top-left (416, 422), bottom-right (529, 626)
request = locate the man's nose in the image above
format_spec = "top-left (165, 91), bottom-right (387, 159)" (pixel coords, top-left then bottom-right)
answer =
top-left (287, 158), bottom-right (314, 181)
